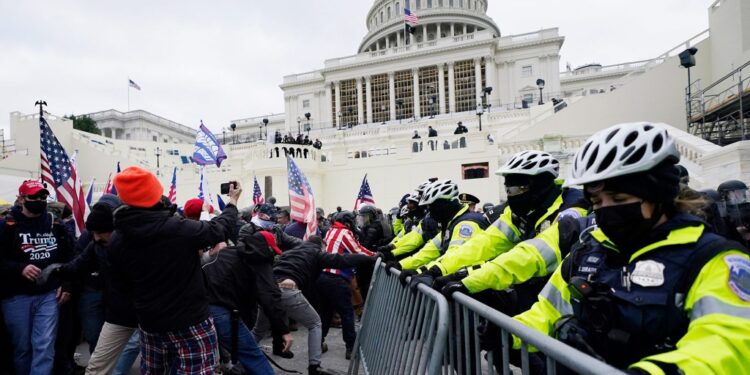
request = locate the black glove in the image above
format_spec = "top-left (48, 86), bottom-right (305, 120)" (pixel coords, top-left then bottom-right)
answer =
top-left (432, 268), bottom-right (468, 291)
top-left (377, 244), bottom-right (395, 253)
top-left (385, 261), bottom-right (402, 275)
top-left (625, 369), bottom-right (649, 375)
top-left (36, 263), bottom-right (63, 287)
top-left (440, 281), bottom-right (469, 299)
top-left (398, 269), bottom-right (417, 286)
top-left (378, 250), bottom-right (395, 262)
top-left (408, 273), bottom-right (434, 291)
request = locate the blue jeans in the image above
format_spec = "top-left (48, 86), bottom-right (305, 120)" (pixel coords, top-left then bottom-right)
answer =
top-left (1, 291), bottom-right (59, 375)
top-left (112, 331), bottom-right (140, 375)
top-left (209, 305), bottom-right (273, 375)
top-left (78, 289), bottom-right (105, 354)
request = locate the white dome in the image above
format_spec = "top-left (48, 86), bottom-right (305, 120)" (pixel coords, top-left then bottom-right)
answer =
top-left (360, 0), bottom-right (500, 53)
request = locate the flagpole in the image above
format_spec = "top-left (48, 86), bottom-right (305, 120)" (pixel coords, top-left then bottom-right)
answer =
top-left (127, 78), bottom-right (130, 112)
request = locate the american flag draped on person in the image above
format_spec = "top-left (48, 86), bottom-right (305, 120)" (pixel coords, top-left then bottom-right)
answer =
top-left (39, 117), bottom-right (88, 235)
top-left (287, 157), bottom-right (318, 239)
top-left (354, 174), bottom-right (376, 211)
top-left (253, 175), bottom-right (265, 205)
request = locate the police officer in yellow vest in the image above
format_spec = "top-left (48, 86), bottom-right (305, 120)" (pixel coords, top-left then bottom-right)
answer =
top-left (501, 122), bottom-right (750, 374)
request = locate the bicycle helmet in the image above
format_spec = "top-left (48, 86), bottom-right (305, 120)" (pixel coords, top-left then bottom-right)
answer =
top-left (566, 122), bottom-right (680, 187)
top-left (418, 180), bottom-right (459, 206)
top-left (496, 150), bottom-right (560, 177)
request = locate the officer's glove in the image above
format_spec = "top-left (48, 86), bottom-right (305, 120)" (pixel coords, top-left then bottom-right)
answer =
top-left (432, 268), bottom-right (468, 291)
top-left (377, 244), bottom-right (395, 253)
top-left (385, 261), bottom-right (402, 275)
top-left (378, 250), bottom-right (395, 262)
top-left (408, 273), bottom-right (434, 291)
top-left (440, 281), bottom-right (469, 300)
top-left (398, 269), bottom-right (418, 286)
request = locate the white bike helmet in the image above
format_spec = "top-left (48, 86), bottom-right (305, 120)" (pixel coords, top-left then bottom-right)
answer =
top-left (495, 150), bottom-right (560, 178)
top-left (566, 122), bottom-right (680, 187)
top-left (419, 180), bottom-right (459, 206)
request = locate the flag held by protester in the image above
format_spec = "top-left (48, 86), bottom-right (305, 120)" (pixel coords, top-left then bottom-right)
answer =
top-left (86, 178), bottom-right (95, 209)
top-left (253, 175), bottom-right (265, 205)
top-left (167, 167), bottom-right (177, 204)
top-left (354, 174), bottom-right (376, 211)
top-left (192, 121), bottom-right (227, 167)
top-left (39, 117), bottom-right (87, 236)
top-left (216, 194), bottom-right (226, 211)
top-left (287, 157), bottom-right (318, 240)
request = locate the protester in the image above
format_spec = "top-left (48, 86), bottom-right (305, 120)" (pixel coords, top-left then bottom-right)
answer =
top-left (107, 166), bottom-right (241, 374)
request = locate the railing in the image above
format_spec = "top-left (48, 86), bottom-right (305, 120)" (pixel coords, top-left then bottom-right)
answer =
top-left (559, 59), bottom-right (651, 79)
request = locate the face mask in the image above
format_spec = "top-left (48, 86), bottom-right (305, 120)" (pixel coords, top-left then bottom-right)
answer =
top-left (507, 191), bottom-right (535, 217)
top-left (594, 202), bottom-right (655, 254)
top-left (251, 216), bottom-right (275, 229)
top-left (23, 200), bottom-right (47, 215)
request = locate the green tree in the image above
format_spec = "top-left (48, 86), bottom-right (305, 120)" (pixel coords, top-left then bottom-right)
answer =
top-left (66, 114), bottom-right (101, 135)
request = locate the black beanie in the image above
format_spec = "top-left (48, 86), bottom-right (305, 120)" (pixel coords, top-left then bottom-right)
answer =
top-left (86, 203), bottom-right (114, 233)
top-left (587, 160), bottom-right (681, 204)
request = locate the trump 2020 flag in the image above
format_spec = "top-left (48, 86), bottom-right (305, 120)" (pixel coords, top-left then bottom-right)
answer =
top-left (253, 175), bottom-right (265, 205)
top-left (193, 121), bottom-right (227, 167)
top-left (287, 157), bottom-right (317, 240)
top-left (167, 167), bottom-right (177, 204)
top-left (86, 178), bottom-right (96, 209)
top-left (354, 174), bottom-right (376, 211)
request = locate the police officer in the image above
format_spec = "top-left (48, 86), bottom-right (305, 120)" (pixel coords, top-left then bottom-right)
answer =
top-left (718, 180), bottom-right (750, 247)
top-left (459, 193), bottom-right (480, 212)
top-left (381, 192), bottom-right (439, 261)
top-left (503, 122), bottom-right (750, 374)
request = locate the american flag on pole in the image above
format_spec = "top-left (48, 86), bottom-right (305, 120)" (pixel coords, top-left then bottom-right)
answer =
top-left (39, 117), bottom-right (88, 236)
top-left (105, 162), bottom-right (121, 195)
top-left (167, 167), bottom-right (177, 204)
top-left (128, 79), bottom-right (141, 91)
top-left (354, 174), bottom-right (376, 211)
top-left (253, 175), bottom-right (265, 205)
top-left (404, 8), bottom-right (419, 24)
top-left (287, 157), bottom-right (318, 240)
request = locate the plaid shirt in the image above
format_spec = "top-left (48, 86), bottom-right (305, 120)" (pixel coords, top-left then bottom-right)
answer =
top-left (140, 318), bottom-right (218, 374)
top-left (323, 222), bottom-right (374, 280)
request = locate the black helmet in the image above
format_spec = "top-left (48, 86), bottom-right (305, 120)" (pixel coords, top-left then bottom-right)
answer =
top-left (718, 180), bottom-right (748, 195)
top-left (335, 211), bottom-right (356, 228)
top-left (718, 180), bottom-right (749, 205)
top-left (358, 205), bottom-right (377, 218)
top-left (253, 203), bottom-right (278, 222)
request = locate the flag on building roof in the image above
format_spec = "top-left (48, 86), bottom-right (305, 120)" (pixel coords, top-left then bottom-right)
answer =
top-left (354, 174), bottom-right (376, 211)
top-left (167, 167), bottom-right (177, 204)
top-left (404, 8), bottom-right (419, 24)
top-left (287, 157), bottom-right (318, 240)
top-left (192, 121), bottom-right (227, 167)
top-left (39, 117), bottom-right (87, 236)
top-left (253, 175), bottom-right (265, 205)
top-left (128, 79), bottom-right (141, 91)
top-left (86, 177), bottom-right (95, 209)
top-left (216, 194), bottom-right (226, 211)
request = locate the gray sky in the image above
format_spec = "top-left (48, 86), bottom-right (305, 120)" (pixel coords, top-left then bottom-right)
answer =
top-left (0, 0), bottom-right (711, 134)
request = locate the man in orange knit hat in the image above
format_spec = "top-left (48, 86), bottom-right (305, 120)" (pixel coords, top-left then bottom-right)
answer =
top-left (107, 166), bottom-right (242, 374)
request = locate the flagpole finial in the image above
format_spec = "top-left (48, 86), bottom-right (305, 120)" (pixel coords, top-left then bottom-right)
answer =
top-left (35, 100), bottom-right (47, 118)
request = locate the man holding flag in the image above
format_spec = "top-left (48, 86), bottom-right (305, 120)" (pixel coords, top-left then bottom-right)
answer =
top-left (287, 157), bottom-right (318, 239)
top-left (253, 175), bottom-right (265, 205)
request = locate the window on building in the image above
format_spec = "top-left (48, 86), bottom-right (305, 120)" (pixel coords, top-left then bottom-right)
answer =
top-left (462, 162), bottom-right (490, 179)
top-left (387, 6), bottom-right (391, 19)
top-left (302, 99), bottom-right (310, 108)
top-left (521, 65), bottom-right (533, 77)
top-left (427, 0), bottom-right (433, 7)
top-left (396, 2), bottom-right (401, 14)
top-left (416, 0), bottom-right (421, 9)
top-left (419, 66), bottom-right (439, 117)
top-left (340, 79), bottom-right (358, 126)
top-left (264, 176), bottom-right (272, 200)
top-left (523, 93), bottom-right (534, 104)
top-left (152, 135), bottom-right (157, 142)
top-left (449, 0), bottom-right (454, 6)
top-left (371, 73), bottom-right (390, 123)
top-left (454, 60), bottom-right (477, 112)
top-left (380, 11), bottom-right (383, 23)
top-left (167, 149), bottom-right (179, 155)
top-left (459, 0), bottom-right (463, 7)
top-left (468, 0), bottom-right (471, 9)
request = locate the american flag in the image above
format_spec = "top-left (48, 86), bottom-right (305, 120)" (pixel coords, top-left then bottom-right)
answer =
top-left (39, 117), bottom-right (87, 236)
top-left (354, 174), bottom-right (376, 211)
top-left (253, 175), bottom-right (265, 205)
top-left (287, 157), bottom-right (318, 240)
top-left (128, 79), bottom-right (141, 91)
top-left (404, 8), bottom-right (419, 24)
top-left (167, 167), bottom-right (177, 204)
top-left (104, 162), bottom-right (121, 195)
top-left (85, 177), bottom-right (95, 209)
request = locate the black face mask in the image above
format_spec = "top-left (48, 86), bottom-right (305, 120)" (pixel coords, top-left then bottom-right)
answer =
top-left (595, 202), bottom-right (657, 255)
top-left (429, 200), bottom-right (459, 224)
top-left (507, 191), bottom-right (535, 217)
top-left (23, 200), bottom-right (47, 215)
top-left (727, 202), bottom-right (750, 228)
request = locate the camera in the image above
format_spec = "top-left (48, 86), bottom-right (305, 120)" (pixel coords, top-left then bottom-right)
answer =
top-left (220, 181), bottom-right (237, 195)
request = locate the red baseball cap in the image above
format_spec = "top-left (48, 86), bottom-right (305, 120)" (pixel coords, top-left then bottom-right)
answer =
top-left (183, 198), bottom-right (214, 219)
top-left (19, 180), bottom-right (49, 197)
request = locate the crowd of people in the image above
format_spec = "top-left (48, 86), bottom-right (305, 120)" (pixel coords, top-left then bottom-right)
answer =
top-left (274, 131), bottom-right (322, 150)
top-left (1, 121), bottom-right (749, 375)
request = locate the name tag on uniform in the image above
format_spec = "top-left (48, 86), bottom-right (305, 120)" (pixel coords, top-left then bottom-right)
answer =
top-left (630, 260), bottom-right (665, 287)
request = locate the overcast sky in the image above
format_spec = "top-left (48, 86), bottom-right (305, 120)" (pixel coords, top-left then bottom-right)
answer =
top-left (0, 0), bottom-right (712, 134)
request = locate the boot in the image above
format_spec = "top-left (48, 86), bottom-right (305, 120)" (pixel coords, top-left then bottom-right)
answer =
top-left (272, 334), bottom-right (295, 359)
top-left (308, 364), bottom-right (335, 375)
top-left (345, 347), bottom-right (352, 360)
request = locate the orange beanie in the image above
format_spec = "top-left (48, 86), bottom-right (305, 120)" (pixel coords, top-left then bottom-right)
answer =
top-left (114, 166), bottom-right (164, 208)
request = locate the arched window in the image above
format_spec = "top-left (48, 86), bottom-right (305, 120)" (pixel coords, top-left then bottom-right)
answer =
top-left (468, 0), bottom-right (471, 9)
top-left (449, 0), bottom-right (454, 7)
top-left (459, 0), bottom-right (463, 8)
top-left (380, 11), bottom-right (383, 23)
top-left (427, 0), bottom-right (433, 7)
top-left (387, 6), bottom-right (391, 19)
top-left (415, 0), bottom-right (421, 9)
top-left (396, 2), bottom-right (401, 14)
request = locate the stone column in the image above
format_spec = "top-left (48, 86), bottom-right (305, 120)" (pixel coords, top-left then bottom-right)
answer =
top-left (450, 23), bottom-right (455, 37)
top-left (388, 72), bottom-right (396, 121)
top-left (438, 64), bottom-right (446, 114)
top-left (365, 76), bottom-right (373, 124)
top-left (485, 55), bottom-right (497, 108)
top-left (463, 24), bottom-right (468, 35)
top-left (474, 58), bottom-right (483, 107)
top-left (412, 68), bottom-right (421, 119)
top-left (356, 78), bottom-right (364, 125)
top-left (334, 81), bottom-right (342, 128)
top-left (397, 31), bottom-right (402, 47)
top-left (437, 23), bottom-right (442, 39)
top-left (448, 62), bottom-right (456, 113)
top-left (386, 37), bottom-right (390, 49)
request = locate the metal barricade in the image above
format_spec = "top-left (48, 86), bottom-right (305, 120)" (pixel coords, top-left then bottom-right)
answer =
top-left (348, 260), bottom-right (449, 375)
top-left (449, 292), bottom-right (627, 375)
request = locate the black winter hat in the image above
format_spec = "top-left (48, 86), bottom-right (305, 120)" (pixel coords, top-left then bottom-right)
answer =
top-left (86, 203), bottom-right (114, 233)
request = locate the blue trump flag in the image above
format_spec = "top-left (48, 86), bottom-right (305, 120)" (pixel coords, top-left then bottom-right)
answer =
top-left (192, 121), bottom-right (227, 167)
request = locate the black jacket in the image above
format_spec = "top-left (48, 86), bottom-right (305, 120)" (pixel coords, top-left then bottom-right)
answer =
top-left (0, 206), bottom-right (74, 298)
top-left (108, 203), bottom-right (237, 333)
top-left (58, 239), bottom-right (138, 327)
top-left (273, 241), bottom-right (375, 289)
top-left (359, 221), bottom-right (387, 249)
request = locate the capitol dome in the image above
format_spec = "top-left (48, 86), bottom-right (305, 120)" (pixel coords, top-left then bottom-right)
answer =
top-left (360, 0), bottom-right (501, 53)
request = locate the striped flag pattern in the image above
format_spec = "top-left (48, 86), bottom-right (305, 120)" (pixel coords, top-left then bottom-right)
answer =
top-left (253, 175), bottom-right (265, 205)
top-left (354, 174), bottom-right (376, 211)
top-left (167, 167), bottom-right (177, 204)
top-left (404, 8), bottom-right (419, 24)
top-left (287, 157), bottom-right (318, 240)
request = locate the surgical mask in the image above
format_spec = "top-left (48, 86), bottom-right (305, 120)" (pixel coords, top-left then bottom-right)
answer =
top-left (251, 216), bottom-right (275, 229)
top-left (594, 202), bottom-right (656, 255)
top-left (23, 200), bottom-right (47, 215)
